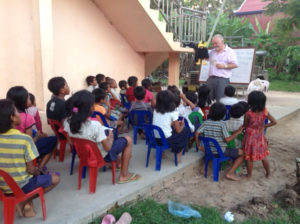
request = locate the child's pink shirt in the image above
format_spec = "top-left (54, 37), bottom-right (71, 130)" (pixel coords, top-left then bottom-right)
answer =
top-left (15, 112), bottom-right (35, 133)
top-left (143, 89), bottom-right (153, 104)
top-left (26, 106), bottom-right (43, 132)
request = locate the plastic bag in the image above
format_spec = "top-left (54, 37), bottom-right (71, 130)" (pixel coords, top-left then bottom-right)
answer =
top-left (224, 211), bottom-right (234, 222)
top-left (168, 200), bottom-right (201, 219)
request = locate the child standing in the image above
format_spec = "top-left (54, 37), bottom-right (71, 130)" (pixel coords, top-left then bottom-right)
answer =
top-left (86, 75), bottom-right (97, 92)
top-left (64, 90), bottom-right (140, 184)
top-left (243, 91), bottom-right (276, 179)
top-left (0, 99), bottom-right (59, 218)
top-left (152, 90), bottom-right (189, 162)
top-left (197, 84), bottom-right (212, 120)
top-left (126, 76), bottom-right (138, 103)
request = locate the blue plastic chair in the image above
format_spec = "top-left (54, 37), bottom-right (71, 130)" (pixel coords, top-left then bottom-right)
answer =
top-left (178, 116), bottom-right (195, 154)
top-left (120, 94), bottom-right (131, 111)
top-left (144, 124), bottom-right (178, 171)
top-left (130, 110), bottom-right (152, 144)
top-left (91, 111), bottom-right (118, 140)
top-left (200, 136), bottom-right (234, 182)
top-left (224, 105), bottom-right (231, 121)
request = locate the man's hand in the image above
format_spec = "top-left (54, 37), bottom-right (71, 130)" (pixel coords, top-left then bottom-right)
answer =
top-left (216, 63), bottom-right (226, 69)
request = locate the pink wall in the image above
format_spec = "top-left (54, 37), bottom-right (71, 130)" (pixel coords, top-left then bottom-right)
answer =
top-left (52, 0), bottom-right (145, 92)
top-left (0, 0), bottom-right (37, 98)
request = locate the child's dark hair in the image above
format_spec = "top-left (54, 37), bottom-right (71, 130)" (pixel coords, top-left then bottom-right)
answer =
top-left (119, 80), bottom-right (127, 89)
top-left (105, 77), bottom-right (111, 83)
top-left (48, 77), bottom-right (66, 95)
top-left (99, 82), bottom-right (108, 91)
top-left (92, 88), bottom-right (106, 103)
top-left (67, 90), bottom-right (95, 134)
top-left (6, 86), bottom-right (29, 112)
top-left (28, 93), bottom-right (35, 105)
top-left (167, 85), bottom-right (181, 107)
top-left (141, 79), bottom-right (152, 90)
top-left (208, 102), bottom-right (226, 121)
top-left (155, 90), bottom-right (176, 114)
top-left (134, 86), bottom-right (146, 100)
top-left (0, 99), bottom-right (16, 133)
top-left (128, 76), bottom-right (138, 87)
top-left (248, 91), bottom-right (266, 112)
top-left (197, 84), bottom-right (211, 108)
top-left (224, 85), bottom-right (236, 97)
top-left (86, 76), bottom-right (95, 86)
top-left (238, 101), bottom-right (249, 113)
top-left (96, 74), bottom-right (105, 85)
top-left (185, 91), bottom-right (198, 104)
top-left (230, 103), bottom-right (245, 119)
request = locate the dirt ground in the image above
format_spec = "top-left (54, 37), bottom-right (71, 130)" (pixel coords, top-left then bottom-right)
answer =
top-left (153, 91), bottom-right (300, 221)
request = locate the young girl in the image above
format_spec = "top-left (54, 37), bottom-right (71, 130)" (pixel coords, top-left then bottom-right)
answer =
top-left (152, 90), bottom-right (189, 162)
top-left (243, 91), bottom-right (277, 179)
top-left (64, 90), bottom-right (140, 183)
top-left (141, 78), bottom-right (155, 107)
top-left (126, 76), bottom-right (138, 103)
top-left (26, 93), bottom-right (43, 134)
top-left (6, 86), bottom-right (57, 171)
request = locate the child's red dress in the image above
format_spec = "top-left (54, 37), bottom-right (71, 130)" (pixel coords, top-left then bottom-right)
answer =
top-left (242, 110), bottom-right (269, 160)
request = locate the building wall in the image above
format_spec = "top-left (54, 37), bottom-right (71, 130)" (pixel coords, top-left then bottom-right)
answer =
top-left (52, 0), bottom-right (145, 96)
top-left (0, 0), bottom-right (37, 98)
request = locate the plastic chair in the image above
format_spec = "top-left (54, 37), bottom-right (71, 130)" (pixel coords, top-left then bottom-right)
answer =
top-left (224, 105), bottom-right (231, 121)
top-left (120, 94), bottom-right (131, 111)
top-left (70, 138), bottom-right (115, 194)
top-left (178, 116), bottom-right (195, 154)
top-left (199, 136), bottom-right (234, 182)
top-left (129, 110), bottom-right (152, 144)
top-left (144, 124), bottom-right (178, 171)
top-left (0, 169), bottom-right (46, 224)
top-left (91, 111), bottom-right (118, 140)
top-left (48, 119), bottom-right (70, 162)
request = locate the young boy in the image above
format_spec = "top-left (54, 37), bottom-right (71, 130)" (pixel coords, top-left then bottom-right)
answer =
top-left (126, 76), bottom-right (138, 103)
top-left (95, 73), bottom-right (105, 86)
top-left (195, 102), bottom-right (244, 181)
top-left (0, 99), bottom-right (59, 217)
top-left (129, 86), bottom-right (152, 113)
top-left (92, 88), bottom-right (124, 131)
top-left (86, 75), bottom-right (97, 92)
top-left (220, 85), bottom-right (239, 106)
top-left (46, 77), bottom-right (70, 122)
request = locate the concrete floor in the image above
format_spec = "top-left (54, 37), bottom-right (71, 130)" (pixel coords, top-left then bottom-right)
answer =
top-left (0, 91), bottom-right (299, 224)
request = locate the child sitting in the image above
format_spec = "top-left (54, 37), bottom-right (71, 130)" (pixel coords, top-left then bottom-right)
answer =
top-left (152, 90), bottom-right (190, 163)
top-left (119, 80), bottom-right (128, 95)
top-left (96, 73), bottom-right (105, 87)
top-left (0, 99), bottom-right (59, 217)
top-left (126, 76), bottom-right (138, 103)
top-left (64, 90), bottom-right (140, 184)
top-left (243, 91), bottom-right (276, 179)
top-left (26, 93), bottom-right (43, 134)
top-left (129, 86), bottom-right (152, 113)
top-left (195, 102), bottom-right (244, 181)
top-left (92, 88), bottom-right (125, 131)
top-left (7, 86), bottom-right (58, 171)
top-left (46, 76), bottom-right (70, 122)
top-left (107, 78), bottom-right (121, 101)
top-left (141, 78), bottom-right (155, 107)
top-left (86, 75), bottom-right (97, 92)
top-left (220, 85), bottom-right (239, 106)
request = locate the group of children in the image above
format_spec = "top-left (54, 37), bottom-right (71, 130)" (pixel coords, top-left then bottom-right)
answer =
top-left (0, 72), bottom-right (277, 219)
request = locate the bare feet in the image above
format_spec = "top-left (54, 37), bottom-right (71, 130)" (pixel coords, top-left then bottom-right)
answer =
top-left (162, 152), bottom-right (167, 159)
top-left (23, 203), bottom-right (36, 217)
top-left (225, 173), bottom-right (241, 181)
top-left (266, 172), bottom-right (270, 178)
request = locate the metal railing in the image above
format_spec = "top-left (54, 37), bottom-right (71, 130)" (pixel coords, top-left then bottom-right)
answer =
top-left (151, 0), bottom-right (206, 44)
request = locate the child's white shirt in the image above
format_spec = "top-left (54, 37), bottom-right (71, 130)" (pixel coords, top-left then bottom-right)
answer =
top-left (110, 88), bottom-right (121, 101)
top-left (219, 96), bottom-right (239, 106)
top-left (153, 110), bottom-right (179, 138)
top-left (176, 104), bottom-right (194, 132)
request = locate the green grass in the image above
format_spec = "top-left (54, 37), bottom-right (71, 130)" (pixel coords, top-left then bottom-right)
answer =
top-left (89, 199), bottom-right (300, 224)
top-left (269, 80), bottom-right (300, 92)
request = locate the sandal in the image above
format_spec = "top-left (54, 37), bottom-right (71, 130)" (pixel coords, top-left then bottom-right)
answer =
top-left (118, 173), bottom-right (141, 184)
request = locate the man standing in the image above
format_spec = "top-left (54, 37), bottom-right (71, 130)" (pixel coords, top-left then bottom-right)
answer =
top-left (207, 34), bottom-right (238, 102)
